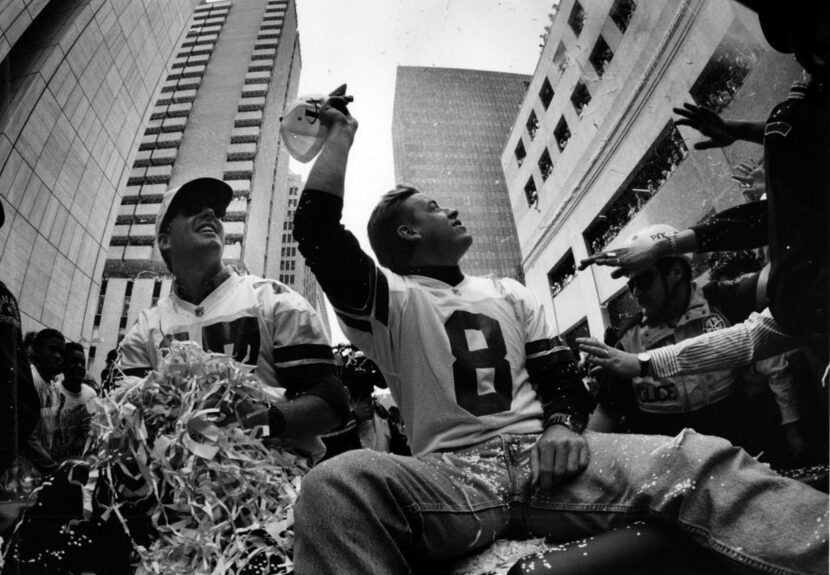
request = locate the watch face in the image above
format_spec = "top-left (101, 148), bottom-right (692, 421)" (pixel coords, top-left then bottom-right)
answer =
top-left (638, 352), bottom-right (650, 362)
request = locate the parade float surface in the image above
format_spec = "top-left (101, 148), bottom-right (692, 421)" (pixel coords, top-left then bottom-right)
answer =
top-left (91, 341), bottom-right (308, 575)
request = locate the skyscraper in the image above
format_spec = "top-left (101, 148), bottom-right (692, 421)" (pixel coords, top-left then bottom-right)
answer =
top-left (392, 66), bottom-right (528, 280)
top-left (0, 0), bottom-right (197, 343)
top-left (89, 0), bottom-right (309, 375)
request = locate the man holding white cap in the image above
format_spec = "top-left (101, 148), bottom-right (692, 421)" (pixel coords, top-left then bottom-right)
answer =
top-left (118, 177), bottom-right (348, 459)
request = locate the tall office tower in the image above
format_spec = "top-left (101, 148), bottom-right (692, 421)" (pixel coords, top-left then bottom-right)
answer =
top-left (502, 0), bottom-right (800, 345)
top-left (89, 0), bottom-right (304, 375)
top-left (0, 0), bottom-right (197, 342)
top-left (281, 172), bottom-right (330, 337)
top-left (392, 66), bottom-right (528, 280)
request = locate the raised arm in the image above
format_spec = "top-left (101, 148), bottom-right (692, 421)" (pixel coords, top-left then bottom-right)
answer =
top-left (294, 91), bottom-right (382, 316)
top-left (580, 202), bottom-right (769, 277)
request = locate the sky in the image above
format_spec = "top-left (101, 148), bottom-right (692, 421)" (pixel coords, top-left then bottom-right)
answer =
top-left (290, 0), bottom-right (557, 342)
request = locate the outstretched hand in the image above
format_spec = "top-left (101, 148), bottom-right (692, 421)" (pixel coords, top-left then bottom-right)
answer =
top-left (576, 337), bottom-right (640, 378)
top-left (673, 102), bottom-right (736, 150)
top-left (578, 242), bottom-right (659, 278)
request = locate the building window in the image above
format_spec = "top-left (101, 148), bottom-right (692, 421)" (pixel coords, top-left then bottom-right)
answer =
top-left (553, 42), bottom-right (568, 74)
top-left (554, 117), bottom-right (571, 151)
top-left (609, 0), bottom-right (636, 33)
top-left (571, 80), bottom-right (592, 117)
top-left (568, 1), bottom-right (586, 37)
top-left (583, 123), bottom-right (688, 254)
top-left (526, 110), bottom-right (539, 140)
top-left (538, 148), bottom-right (553, 181)
top-left (689, 20), bottom-right (761, 113)
top-left (524, 177), bottom-right (538, 207)
top-left (151, 280), bottom-right (162, 306)
top-left (539, 77), bottom-right (554, 110)
top-left (589, 35), bottom-right (614, 77)
top-left (514, 139), bottom-right (526, 167)
top-left (561, 318), bottom-right (590, 357)
top-left (548, 251), bottom-right (576, 298)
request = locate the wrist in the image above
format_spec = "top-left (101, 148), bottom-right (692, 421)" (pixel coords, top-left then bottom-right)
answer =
top-left (543, 413), bottom-right (585, 434)
top-left (327, 122), bottom-right (356, 143)
top-left (637, 352), bottom-right (653, 378)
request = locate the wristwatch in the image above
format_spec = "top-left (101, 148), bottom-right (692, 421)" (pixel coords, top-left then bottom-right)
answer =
top-left (638, 352), bottom-right (652, 378)
top-left (544, 413), bottom-right (585, 434)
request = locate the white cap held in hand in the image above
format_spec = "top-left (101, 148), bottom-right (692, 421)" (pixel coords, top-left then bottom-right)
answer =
top-left (279, 94), bottom-right (329, 163)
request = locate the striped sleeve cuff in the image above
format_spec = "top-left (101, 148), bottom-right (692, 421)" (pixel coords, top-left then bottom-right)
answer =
top-left (649, 346), bottom-right (679, 378)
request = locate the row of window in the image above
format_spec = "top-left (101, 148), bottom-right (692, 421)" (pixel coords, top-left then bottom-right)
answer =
top-left (543, 123), bottom-right (688, 299)
top-left (522, 16), bottom-right (760, 218)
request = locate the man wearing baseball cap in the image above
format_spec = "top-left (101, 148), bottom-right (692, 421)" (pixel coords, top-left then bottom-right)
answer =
top-left (118, 177), bottom-right (348, 460)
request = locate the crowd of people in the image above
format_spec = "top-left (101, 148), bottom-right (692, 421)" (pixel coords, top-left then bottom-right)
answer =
top-left (0, 0), bottom-right (828, 573)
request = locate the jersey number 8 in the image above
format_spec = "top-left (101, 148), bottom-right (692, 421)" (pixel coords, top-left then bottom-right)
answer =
top-left (444, 310), bottom-right (513, 416)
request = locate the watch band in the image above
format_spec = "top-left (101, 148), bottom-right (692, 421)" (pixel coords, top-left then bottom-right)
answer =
top-left (543, 413), bottom-right (585, 434)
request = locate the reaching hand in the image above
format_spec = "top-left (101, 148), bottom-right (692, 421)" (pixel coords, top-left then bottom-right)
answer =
top-left (576, 337), bottom-right (640, 378)
top-left (673, 102), bottom-right (736, 150)
top-left (731, 160), bottom-right (766, 201)
top-left (578, 242), bottom-right (660, 279)
top-left (317, 83), bottom-right (358, 135)
top-left (531, 425), bottom-right (589, 493)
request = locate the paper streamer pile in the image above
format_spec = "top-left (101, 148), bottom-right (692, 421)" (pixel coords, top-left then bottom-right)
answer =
top-left (91, 341), bottom-right (309, 574)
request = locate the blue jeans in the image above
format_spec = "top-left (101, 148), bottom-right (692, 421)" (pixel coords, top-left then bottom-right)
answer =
top-left (294, 430), bottom-right (828, 575)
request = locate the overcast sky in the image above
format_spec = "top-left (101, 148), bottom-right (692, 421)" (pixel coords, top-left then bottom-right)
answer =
top-left (290, 0), bottom-right (556, 341)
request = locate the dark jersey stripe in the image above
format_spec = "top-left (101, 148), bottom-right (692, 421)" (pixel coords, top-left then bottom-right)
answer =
top-left (274, 343), bottom-right (334, 364)
top-left (375, 269), bottom-right (389, 327)
top-left (525, 339), bottom-right (552, 356)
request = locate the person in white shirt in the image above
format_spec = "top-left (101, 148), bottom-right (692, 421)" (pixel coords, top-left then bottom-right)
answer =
top-left (51, 342), bottom-right (97, 461)
top-left (118, 177), bottom-right (348, 460)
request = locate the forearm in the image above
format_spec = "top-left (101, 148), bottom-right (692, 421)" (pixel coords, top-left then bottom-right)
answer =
top-left (275, 395), bottom-right (345, 439)
top-left (724, 119), bottom-right (766, 145)
top-left (650, 310), bottom-right (799, 378)
top-left (530, 348), bottom-right (595, 429)
top-left (759, 354), bottom-right (800, 425)
top-left (690, 201), bottom-right (768, 252)
top-left (295, 190), bottom-right (378, 313)
top-left (305, 124), bottom-right (355, 199)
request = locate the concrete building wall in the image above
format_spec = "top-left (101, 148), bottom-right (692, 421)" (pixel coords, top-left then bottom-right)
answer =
top-left (393, 66), bottom-right (528, 280)
top-left (0, 0), bottom-right (196, 345)
top-left (501, 0), bottom-right (801, 342)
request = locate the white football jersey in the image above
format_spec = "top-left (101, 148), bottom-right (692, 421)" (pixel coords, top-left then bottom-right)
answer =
top-left (119, 272), bottom-right (335, 459)
top-left (334, 268), bottom-right (550, 456)
top-left (120, 273), bottom-right (334, 386)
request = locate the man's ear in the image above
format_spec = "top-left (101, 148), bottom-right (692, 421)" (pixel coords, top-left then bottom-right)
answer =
top-left (396, 224), bottom-right (420, 242)
top-left (158, 232), bottom-right (170, 251)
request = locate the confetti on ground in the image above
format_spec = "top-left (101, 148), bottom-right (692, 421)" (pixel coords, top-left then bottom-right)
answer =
top-left (90, 341), bottom-right (308, 575)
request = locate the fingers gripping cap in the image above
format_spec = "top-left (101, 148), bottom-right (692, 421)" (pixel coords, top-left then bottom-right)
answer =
top-left (626, 224), bottom-right (691, 263)
top-left (279, 94), bottom-right (329, 163)
top-left (156, 177), bottom-right (233, 239)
